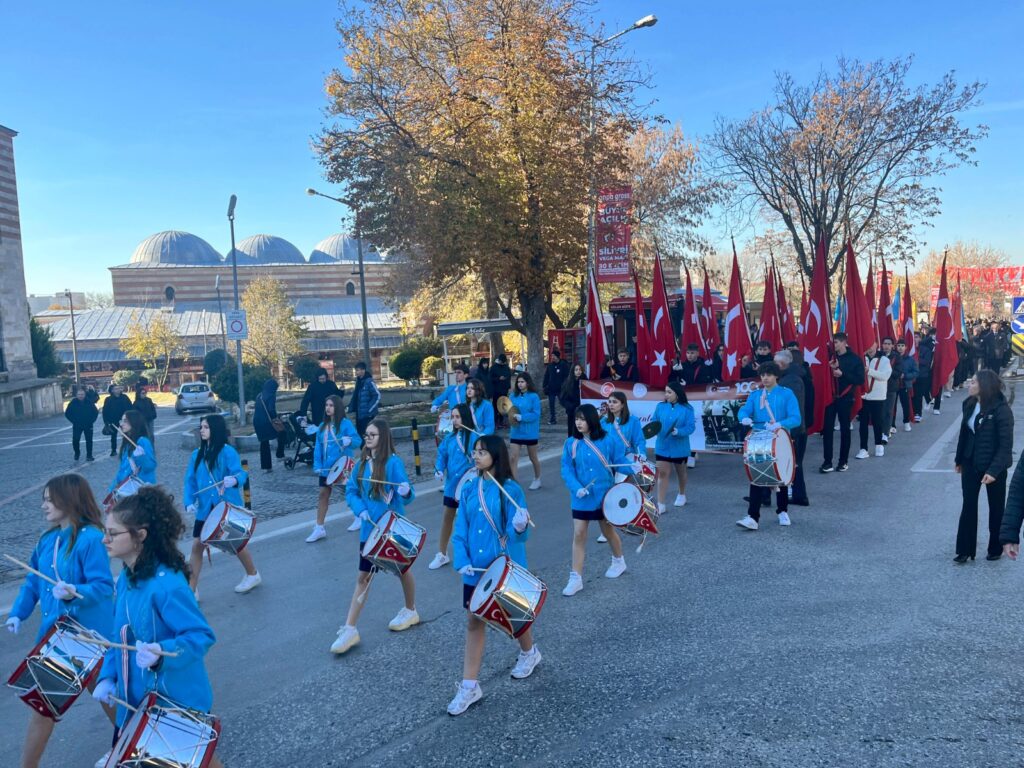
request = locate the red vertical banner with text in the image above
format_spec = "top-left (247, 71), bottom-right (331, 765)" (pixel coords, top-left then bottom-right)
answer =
top-left (595, 186), bottom-right (632, 283)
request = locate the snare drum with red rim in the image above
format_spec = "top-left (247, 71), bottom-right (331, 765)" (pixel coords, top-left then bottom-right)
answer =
top-left (743, 429), bottom-right (795, 487)
top-left (7, 616), bottom-right (106, 720)
top-left (105, 692), bottom-right (221, 768)
top-left (200, 502), bottom-right (256, 555)
top-left (326, 456), bottom-right (355, 486)
top-left (435, 410), bottom-right (454, 446)
top-left (103, 476), bottom-right (151, 510)
top-left (469, 555), bottom-right (547, 638)
top-left (361, 511), bottom-right (426, 576)
top-left (602, 482), bottom-right (659, 536)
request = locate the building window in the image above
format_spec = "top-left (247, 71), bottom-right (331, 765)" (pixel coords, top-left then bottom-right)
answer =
top-left (345, 281), bottom-right (356, 296)
top-left (164, 286), bottom-right (176, 302)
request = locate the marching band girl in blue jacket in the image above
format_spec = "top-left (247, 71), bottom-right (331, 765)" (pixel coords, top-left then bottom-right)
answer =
top-left (560, 404), bottom-right (638, 598)
top-left (447, 434), bottom-right (537, 717)
top-left (307, 394), bottom-right (362, 543)
top-left (332, 418), bottom-right (417, 655)
top-left (508, 372), bottom-right (543, 490)
top-left (108, 410), bottom-right (156, 496)
top-left (183, 414), bottom-right (260, 598)
top-left (431, 364), bottom-right (469, 412)
top-left (7, 474), bottom-right (116, 768)
top-left (653, 381), bottom-right (696, 514)
top-left (92, 486), bottom-right (224, 768)
top-left (604, 391), bottom-right (647, 459)
top-left (428, 403), bottom-right (478, 571)
top-left (466, 378), bottom-right (496, 435)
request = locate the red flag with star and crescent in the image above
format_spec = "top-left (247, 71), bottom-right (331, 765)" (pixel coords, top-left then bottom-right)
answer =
top-left (680, 266), bottom-right (708, 356)
top-left (902, 267), bottom-right (916, 359)
top-left (932, 255), bottom-right (957, 398)
top-left (647, 250), bottom-right (676, 387)
top-left (778, 276), bottom-right (798, 344)
top-left (700, 267), bottom-right (721, 352)
top-left (631, 268), bottom-right (651, 383)
top-left (722, 248), bottom-right (753, 382)
top-left (865, 261), bottom-right (880, 347)
top-left (758, 265), bottom-right (784, 352)
top-left (800, 239), bottom-right (834, 434)
top-left (585, 269), bottom-right (610, 380)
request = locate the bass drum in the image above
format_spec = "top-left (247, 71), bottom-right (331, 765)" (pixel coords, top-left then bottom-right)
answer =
top-left (743, 429), bottom-right (795, 487)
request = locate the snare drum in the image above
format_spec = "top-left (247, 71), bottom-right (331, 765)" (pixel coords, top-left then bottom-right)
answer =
top-left (602, 482), bottom-right (659, 536)
top-left (106, 692), bottom-right (221, 768)
top-left (102, 476), bottom-right (150, 510)
top-left (7, 616), bottom-right (106, 720)
top-left (326, 456), bottom-right (355, 486)
top-left (200, 502), bottom-right (256, 555)
top-left (361, 511), bottom-right (427, 576)
top-left (469, 555), bottom-right (547, 638)
top-left (743, 429), bottom-right (795, 487)
top-left (435, 410), bottom-right (454, 446)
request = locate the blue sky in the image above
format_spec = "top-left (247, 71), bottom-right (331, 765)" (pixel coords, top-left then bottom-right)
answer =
top-left (3, 1), bottom-right (1022, 294)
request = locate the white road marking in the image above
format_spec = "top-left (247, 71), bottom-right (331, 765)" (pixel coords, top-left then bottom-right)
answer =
top-left (911, 414), bottom-right (963, 473)
top-left (0, 424), bottom-right (71, 450)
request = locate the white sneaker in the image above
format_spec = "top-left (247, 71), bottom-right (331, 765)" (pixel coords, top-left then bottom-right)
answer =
top-left (736, 515), bottom-right (759, 531)
top-left (192, 588), bottom-right (200, 604)
top-left (94, 751), bottom-right (111, 768)
top-left (596, 533), bottom-right (608, 543)
top-left (778, 512), bottom-right (791, 526)
top-left (889, 427), bottom-right (897, 436)
top-left (234, 572), bottom-right (262, 593)
top-left (875, 445), bottom-right (885, 457)
top-left (528, 478), bottom-right (542, 490)
top-left (604, 557), bottom-right (627, 578)
top-left (428, 552), bottom-right (451, 570)
top-left (855, 449), bottom-right (870, 459)
top-left (904, 423), bottom-right (912, 432)
top-left (914, 415), bottom-right (922, 423)
top-left (944, 391), bottom-right (952, 399)
top-left (562, 572), bottom-right (583, 596)
top-left (330, 625), bottom-right (360, 654)
top-left (388, 607), bottom-right (420, 631)
top-left (686, 456), bottom-right (696, 468)
top-left (346, 517), bottom-right (362, 532)
top-left (510, 647), bottom-right (542, 679)
top-left (447, 682), bottom-right (483, 716)
top-left (673, 493), bottom-right (687, 507)
top-left (658, 503), bottom-right (667, 515)
top-left (305, 525), bottom-right (327, 543)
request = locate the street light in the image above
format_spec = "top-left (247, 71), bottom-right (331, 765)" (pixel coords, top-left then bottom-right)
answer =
top-left (214, 274), bottom-right (228, 352)
top-left (306, 187), bottom-right (373, 369)
top-left (585, 14), bottom-right (658, 278)
top-left (227, 195), bottom-right (247, 425)
top-left (64, 289), bottom-right (80, 387)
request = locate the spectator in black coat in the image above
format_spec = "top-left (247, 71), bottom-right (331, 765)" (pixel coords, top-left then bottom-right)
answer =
top-left (65, 386), bottom-right (99, 461)
top-left (254, 378), bottom-right (285, 471)
top-left (671, 344), bottom-right (710, 386)
top-left (821, 333), bottom-right (865, 473)
top-left (982, 321), bottom-right (1009, 373)
top-left (559, 363), bottom-right (585, 438)
top-left (954, 369), bottom-right (1013, 562)
top-left (472, 358), bottom-right (491, 398)
top-left (1000, 453), bottom-right (1024, 561)
top-left (913, 330), bottom-right (935, 417)
top-left (102, 383), bottom-right (134, 455)
top-left (490, 354), bottom-right (512, 427)
top-left (541, 350), bottom-right (569, 425)
top-left (133, 384), bottom-right (158, 446)
top-left (298, 370), bottom-right (341, 426)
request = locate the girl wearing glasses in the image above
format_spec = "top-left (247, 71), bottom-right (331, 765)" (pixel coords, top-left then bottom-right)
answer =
top-left (183, 414), bottom-right (261, 598)
top-left (307, 394), bottom-right (362, 543)
top-left (6, 473), bottom-right (115, 768)
top-left (92, 486), bottom-right (222, 768)
top-left (331, 418), bottom-right (416, 655)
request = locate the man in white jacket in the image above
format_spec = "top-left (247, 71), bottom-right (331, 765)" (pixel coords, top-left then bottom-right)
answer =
top-left (856, 343), bottom-right (892, 459)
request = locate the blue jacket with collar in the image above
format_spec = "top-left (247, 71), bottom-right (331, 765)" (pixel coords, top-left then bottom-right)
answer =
top-left (560, 432), bottom-right (631, 512)
top-left (431, 382), bottom-right (467, 410)
top-left (313, 420), bottom-right (363, 476)
top-left (738, 385), bottom-right (801, 433)
top-left (653, 402), bottom-right (696, 458)
top-left (345, 454), bottom-right (415, 543)
top-left (509, 392), bottom-right (541, 441)
top-left (435, 430), bottom-right (478, 499)
top-left (109, 436), bottom-right (157, 492)
top-left (606, 414), bottom-right (646, 457)
top-left (452, 477), bottom-right (529, 587)
top-left (183, 445), bottom-right (247, 522)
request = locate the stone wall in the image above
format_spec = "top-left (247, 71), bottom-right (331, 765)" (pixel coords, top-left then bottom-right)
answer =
top-left (0, 126), bottom-right (36, 383)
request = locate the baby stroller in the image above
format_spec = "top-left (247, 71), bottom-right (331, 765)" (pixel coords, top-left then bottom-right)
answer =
top-left (284, 411), bottom-right (316, 469)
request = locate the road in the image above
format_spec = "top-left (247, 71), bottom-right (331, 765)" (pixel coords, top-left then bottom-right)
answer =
top-left (2, 390), bottom-right (1023, 767)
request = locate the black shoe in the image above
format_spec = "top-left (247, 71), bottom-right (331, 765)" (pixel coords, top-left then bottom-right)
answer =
top-left (953, 554), bottom-right (974, 564)
top-left (109, 450), bottom-right (117, 457)
top-left (73, 454), bottom-right (80, 462)
top-left (86, 455), bottom-right (95, 461)
top-left (790, 497), bottom-right (810, 507)
top-left (836, 463), bottom-right (848, 472)
top-left (819, 462), bottom-right (834, 473)
top-left (986, 553), bottom-right (1002, 561)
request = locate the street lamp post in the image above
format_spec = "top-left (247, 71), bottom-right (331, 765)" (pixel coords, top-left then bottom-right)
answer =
top-left (585, 14), bottom-right (657, 279)
top-left (227, 195), bottom-right (247, 425)
top-left (214, 274), bottom-right (228, 352)
top-left (306, 188), bottom-right (373, 368)
top-left (64, 289), bottom-right (80, 387)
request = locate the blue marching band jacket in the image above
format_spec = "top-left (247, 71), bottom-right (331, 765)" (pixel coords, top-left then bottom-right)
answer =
top-left (109, 436), bottom-right (157, 493)
top-left (452, 476), bottom-right (530, 587)
top-left (345, 454), bottom-right (416, 543)
top-left (653, 401), bottom-right (696, 459)
top-left (560, 433), bottom-right (632, 512)
top-left (509, 392), bottom-right (541, 441)
top-left (436, 430), bottom-right (478, 500)
top-left (313, 420), bottom-right (363, 477)
top-left (183, 445), bottom-right (248, 522)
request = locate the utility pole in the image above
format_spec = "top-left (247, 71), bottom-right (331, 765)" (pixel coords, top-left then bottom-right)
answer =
top-left (64, 289), bottom-right (80, 387)
top-left (227, 195), bottom-right (246, 425)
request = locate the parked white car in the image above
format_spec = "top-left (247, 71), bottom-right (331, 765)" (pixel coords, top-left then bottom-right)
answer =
top-left (175, 382), bottom-right (217, 414)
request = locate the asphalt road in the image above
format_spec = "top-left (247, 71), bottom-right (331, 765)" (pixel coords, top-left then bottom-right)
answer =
top-left (3, 388), bottom-right (1024, 767)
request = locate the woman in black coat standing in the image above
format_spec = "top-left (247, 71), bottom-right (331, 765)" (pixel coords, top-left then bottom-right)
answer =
top-left (253, 378), bottom-right (285, 472)
top-left (954, 369), bottom-right (1013, 563)
top-left (559, 363), bottom-right (586, 438)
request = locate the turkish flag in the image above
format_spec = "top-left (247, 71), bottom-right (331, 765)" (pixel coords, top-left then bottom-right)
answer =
top-left (631, 269), bottom-right (651, 383)
top-left (865, 262), bottom-right (880, 347)
top-left (952, 279), bottom-right (964, 343)
top-left (722, 248), bottom-right (753, 381)
top-left (844, 242), bottom-right (875, 359)
top-left (902, 267), bottom-right (916, 359)
top-left (680, 266), bottom-right (708, 356)
top-left (932, 256), bottom-right (957, 398)
top-left (648, 250), bottom-right (675, 387)
top-left (800, 239), bottom-right (833, 434)
top-left (585, 269), bottom-right (609, 380)
top-left (758, 266), bottom-right (784, 352)
top-left (778, 277), bottom-right (798, 344)
top-left (878, 262), bottom-right (897, 341)
top-left (700, 267), bottom-right (721, 352)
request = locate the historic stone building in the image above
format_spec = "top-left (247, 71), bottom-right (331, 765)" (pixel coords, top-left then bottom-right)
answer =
top-left (0, 124), bottom-right (62, 419)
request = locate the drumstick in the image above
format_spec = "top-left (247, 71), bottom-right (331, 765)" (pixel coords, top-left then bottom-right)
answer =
top-left (364, 478), bottom-right (406, 487)
top-left (482, 471), bottom-right (536, 528)
top-left (109, 695), bottom-right (138, 712)
top-left (3, 554), bottom-right (83, 599)
top-left (75, 635), bottom-right (180, 657)
top-left (115, 426), bottom-right (139, 450)
top-left (194, 480), bottom-right (225, 495)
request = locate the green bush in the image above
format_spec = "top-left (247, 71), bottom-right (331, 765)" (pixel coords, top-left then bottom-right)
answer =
top-left (203, 349), bottom-right (233, 377)
top-left (389, 349), bottom-right (425, 382)
top-left (403, 336), bottom-right (443, 358)
top-left (211, 364), bottom-right (272, 405)
top-left (421, 355), bottom-right (443, 381)
top-left (291, 356), bottom-right (325, 385)
top-left (111, 369), bottom-right (140, 388)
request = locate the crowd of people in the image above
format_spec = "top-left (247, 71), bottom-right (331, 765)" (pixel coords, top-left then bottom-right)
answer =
top-left (7, 315), bottom-right (1019, 765)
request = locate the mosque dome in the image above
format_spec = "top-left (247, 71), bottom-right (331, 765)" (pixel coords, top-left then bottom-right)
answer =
top-left (234, 234), bottom-right (306, 264)
top-left (130, 231), bottom-right (222, 265)
top-left (309, 233), bottom-right (382, 264)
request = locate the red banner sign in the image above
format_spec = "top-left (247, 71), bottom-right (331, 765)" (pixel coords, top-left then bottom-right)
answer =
top-left (595, 186), bottom-right (632, 283)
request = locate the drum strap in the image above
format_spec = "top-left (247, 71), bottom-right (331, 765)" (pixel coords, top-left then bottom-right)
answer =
top-left (477, 481), bottom-right (508, 551)
top-left (611, 419), bottom-right (629, 450)
top-left (581, 438), bottom-right (615, 477)
top-left (760, 389), bottom-right (777, 425)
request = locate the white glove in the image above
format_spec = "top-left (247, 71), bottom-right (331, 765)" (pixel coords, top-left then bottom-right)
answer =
top-left (631, 461), bottom-right (643, 474)
top-left (186, 504), bottom-right (197, 517)
top-left (514, 414), bottom-right (522, 422)
top-left (359, 511), bottom-right (371, 522)
top-left (135, 642), bottom-right (161, 669)
top-left (458, 565), bottom-right (474, 576)
top-left (341, 436), bottom-right (351, 447)
top-left (575, 487), bottom-right (589, 499)
top-left (434, 470), bottom-right (444, 481)
top-left (741, 418), bottom-right (753, 426)
top-left (92, 677), bottom-right (115, 704)
top-left (671, 428), bottom-right (679, 436)
top-left (299, 417), bottom-right (308, 426)
top-left (51, 581), bottom-right (76, 601)
top-left (673, 362), bottom-right (683, 370)
top-left (704, 359), bottom-right (713, 366)
top-left (132, 445), bottom-right (145, 457)
top-left (512, 508), bottom-right (530, 533)
top-left (397, 482), bottom-right (411, 497)
top-left (222, 476), bottom-right (238, 488)
top-left (769, 422), bottom-right (783, 432)
top-left (431, 405), bottom-right (439, 414)
top-left (5, 616), bottom-right (20, 634)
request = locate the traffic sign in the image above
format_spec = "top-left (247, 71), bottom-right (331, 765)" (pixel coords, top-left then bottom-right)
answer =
top-left (1013, 317), bottom-right (1024, 335)
top-left (1013, 297), bottom-right (1024, 316)
top-left (225, 309), bottom-right (249, 341)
